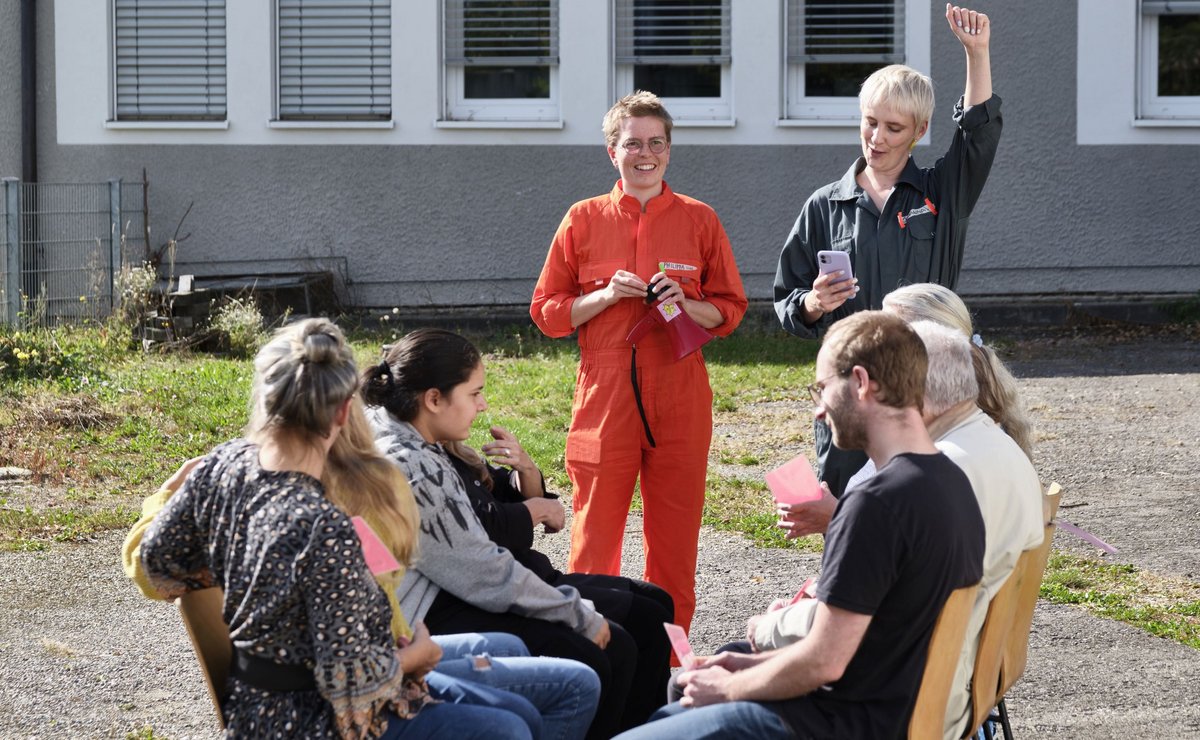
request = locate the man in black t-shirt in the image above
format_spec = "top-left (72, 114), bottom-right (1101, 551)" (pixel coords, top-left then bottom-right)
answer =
top-left (615, 312), bottom-right (984, 740)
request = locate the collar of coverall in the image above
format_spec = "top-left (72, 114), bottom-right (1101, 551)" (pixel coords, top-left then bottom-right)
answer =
top-left (609, 180), bottom-right (678, 214)
top-left (828, 156), bottom-right (924, 203)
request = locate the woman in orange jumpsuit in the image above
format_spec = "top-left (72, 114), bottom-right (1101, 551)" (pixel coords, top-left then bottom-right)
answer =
top-left (530, 92), bottom-right (747, 633)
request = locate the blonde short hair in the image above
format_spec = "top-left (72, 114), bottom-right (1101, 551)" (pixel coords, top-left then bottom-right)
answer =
top-left (859, 64), bottom-right (935, 129)
top-left (602, 91), bottom-right (674, 148)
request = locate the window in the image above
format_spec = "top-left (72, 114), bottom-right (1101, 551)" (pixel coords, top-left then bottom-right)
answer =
top-left (112, 0), bottom-right (227, 121)
top-left (443, 0), bottom-right (559, 123)
top-left (276, 0), bottom-right (391, 121)
top-left (784, 0), bottom-right (905, 122)
top-left (614, 0), bottom-right (732, 122)
top-left (1138, 1), bottom-right (1200, 121)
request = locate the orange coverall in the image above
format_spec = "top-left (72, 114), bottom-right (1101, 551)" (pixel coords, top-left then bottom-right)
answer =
top-left (530, 181), bottom-right (747, 632)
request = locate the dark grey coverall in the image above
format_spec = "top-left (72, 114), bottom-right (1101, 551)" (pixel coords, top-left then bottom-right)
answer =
top-left (774, 94), bottom-right (1004, 496)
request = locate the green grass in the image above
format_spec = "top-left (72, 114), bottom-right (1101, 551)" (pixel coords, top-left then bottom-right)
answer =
top-left (5, 322), bottom-right (1198, 655)
top-left (1041, 552), bottom-right (1200, 649)
top-left (0, 504), bottom-right (137, 552)
top-left (0, 357), bottom-right (251, 493)
top-left (2, 325), bottom-right (815, 551)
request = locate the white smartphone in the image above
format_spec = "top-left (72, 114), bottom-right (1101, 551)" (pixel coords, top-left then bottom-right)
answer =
top-left (817, 250), bottom-right (854, 284)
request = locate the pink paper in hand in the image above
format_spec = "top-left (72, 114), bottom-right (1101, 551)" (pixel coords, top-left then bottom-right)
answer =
top-left (765, 455), bottom-right (822, 505)
top-left (352, 516), bottom-right (403, 576)
top-left (788, 577), bottom-right (818, 606)
top-left (663, 622), bottom-right (696, 670)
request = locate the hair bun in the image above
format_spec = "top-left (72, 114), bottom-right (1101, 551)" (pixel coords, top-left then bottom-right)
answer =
top-left (299, 320), bottom-right (343, 366)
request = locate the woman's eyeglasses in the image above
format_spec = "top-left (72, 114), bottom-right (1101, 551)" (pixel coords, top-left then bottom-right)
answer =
top-left (620, 138), bottom-right (669, 155)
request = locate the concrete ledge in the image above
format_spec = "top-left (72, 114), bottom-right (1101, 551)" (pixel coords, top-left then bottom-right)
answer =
top-left (364, 293), bottom-right (1199, 334)
top-left (963, 292), bottom-right (1199, 329)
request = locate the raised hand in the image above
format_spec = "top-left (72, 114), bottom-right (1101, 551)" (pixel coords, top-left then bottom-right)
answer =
top-left (946, 4), bottom-right (990, 51)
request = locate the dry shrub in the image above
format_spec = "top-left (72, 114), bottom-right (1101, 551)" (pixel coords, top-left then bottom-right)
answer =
top-left (24, 396), bottom-right (118, 431)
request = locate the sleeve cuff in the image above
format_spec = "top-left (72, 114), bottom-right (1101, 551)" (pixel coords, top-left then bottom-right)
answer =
top-left (955, 93), bottom-right (1001, 130)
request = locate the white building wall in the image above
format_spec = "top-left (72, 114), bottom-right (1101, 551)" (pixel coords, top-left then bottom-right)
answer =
top-left (12, 0), bottom-right (1200, 309)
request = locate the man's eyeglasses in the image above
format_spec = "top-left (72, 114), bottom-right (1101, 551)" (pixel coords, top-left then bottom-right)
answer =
top-left (620, 137), bottom-right (669, 155)
top-left (807, 369), bottom-right (850, 407)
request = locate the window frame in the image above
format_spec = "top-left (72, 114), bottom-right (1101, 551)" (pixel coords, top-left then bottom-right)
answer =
top-left (110, 0), bottom-right (228, 122)
top-left (274, 0), bottom-right (392, 122)
top-left (613, 0), bottom-right (733, 124)
top-left (1137, 1), bottom-right (1200, 121)
top-left (442, 0), bottom-right (561, 124)
top-left (782, 0), bottom-right (908, 123)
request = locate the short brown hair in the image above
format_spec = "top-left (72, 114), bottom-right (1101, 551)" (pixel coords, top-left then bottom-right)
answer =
top-left (602, 91), bottom-right (674, 148)
top-left (823, 311), bottom-right (927, 411)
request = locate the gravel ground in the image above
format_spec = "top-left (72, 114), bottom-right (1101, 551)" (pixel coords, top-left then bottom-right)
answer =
top-left (0, 327), bottom-right (1196, 739)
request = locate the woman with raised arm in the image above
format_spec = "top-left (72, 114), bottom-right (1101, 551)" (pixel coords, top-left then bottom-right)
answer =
top-left (774, 4), bottom-right (1002, 499)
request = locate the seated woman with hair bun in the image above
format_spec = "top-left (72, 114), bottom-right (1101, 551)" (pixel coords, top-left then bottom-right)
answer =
top-left (136, 318), bottom-right (534, 739)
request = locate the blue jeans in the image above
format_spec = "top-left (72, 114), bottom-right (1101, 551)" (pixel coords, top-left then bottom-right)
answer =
top-left (432, 633), bottom-right (600, 740)
top-left (433, 631), bottom-right (530, 660)
top-left (612, 700), bottom-right (795, 740)
top-left (380, 702), bottom-right (532, 740)
top-left (426, 671), bottom-right (542, 738)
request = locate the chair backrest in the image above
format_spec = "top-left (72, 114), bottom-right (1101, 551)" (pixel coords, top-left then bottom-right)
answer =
top-left (177, 587), bottom-right (231, 728)
top-left (998, 483), bottom-right (1062, 698)
top-left (964, 554), bottom-right (1023, 736)
top-left (907, 583), bottom-right (980, 740)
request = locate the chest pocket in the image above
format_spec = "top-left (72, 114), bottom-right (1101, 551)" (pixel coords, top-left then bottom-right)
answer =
top-left (904, 212), bottom-right (936, 241)
top-left (903, 211), bottom-right (936, 278)
top-left (578, 259), bottom-right (626, 294)
top-left (659, 256), bottom-right (703, 300)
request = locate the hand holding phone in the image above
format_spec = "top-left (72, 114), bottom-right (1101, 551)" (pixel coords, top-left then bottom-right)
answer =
top-left (817, 250), bottom-right (855, 285)
top-left (808, 250), bottom-right (859, 316)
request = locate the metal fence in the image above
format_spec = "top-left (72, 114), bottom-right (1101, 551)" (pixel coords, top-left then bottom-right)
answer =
top-left (1, 178), bottom-right (148, 325)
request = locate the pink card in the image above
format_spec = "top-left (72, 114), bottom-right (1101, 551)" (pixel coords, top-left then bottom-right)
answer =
top-left (788, 577), bottom-right (818, 606)
top-left (765, 455), bottom-right (822, 505)
top-left (663, 622), bottom-right (696, 670)
top-left (351, 516), bottom-right (403, 576)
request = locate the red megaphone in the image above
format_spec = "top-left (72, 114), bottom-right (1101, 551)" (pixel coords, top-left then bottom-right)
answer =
top-left (626, 300), bottom-right (714, 361)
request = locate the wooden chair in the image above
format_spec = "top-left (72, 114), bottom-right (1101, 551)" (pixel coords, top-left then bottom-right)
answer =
top-left (965, 483), bottom-right (1063, 740)
top-left (177, 587), bottom-right (231, 729)
top-left (963, 559), bottom-right (1023, 737)
top-left (907, 583), bottom-right (980, 740)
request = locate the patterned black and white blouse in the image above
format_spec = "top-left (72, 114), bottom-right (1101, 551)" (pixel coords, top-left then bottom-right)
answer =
top-left (140, 439), bottom-right (428, 739)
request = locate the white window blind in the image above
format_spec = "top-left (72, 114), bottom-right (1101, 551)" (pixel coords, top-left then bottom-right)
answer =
top-left (277, 0), bottom-right (391, 120)
top-left (113, 0), bottom-right (227, 120)
top-left (614, 0), bottom-right (730, 65)
top-left (445, 0), bottom-right (558, 67)
top-left (788, 0), bottom-right (904, 66)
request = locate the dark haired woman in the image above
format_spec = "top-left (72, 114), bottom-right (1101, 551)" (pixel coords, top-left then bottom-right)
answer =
top-left (362, 328), bottom-right (643, 739)
top-left (443, 431), bottom-right (673, 730)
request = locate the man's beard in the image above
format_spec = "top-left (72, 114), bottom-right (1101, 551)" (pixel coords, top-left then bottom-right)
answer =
top-left (827, 385), bottom-right (868, 451)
